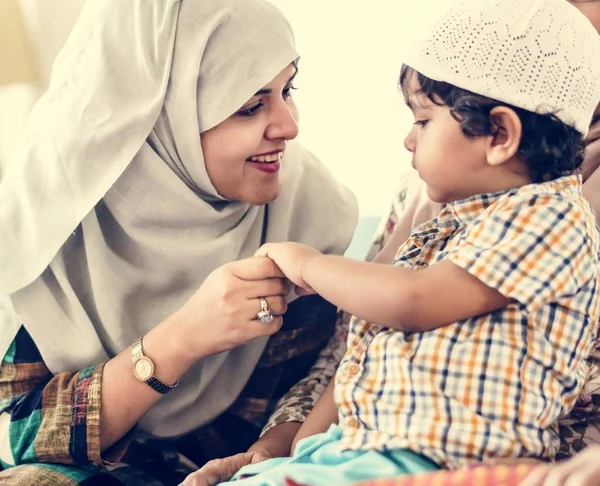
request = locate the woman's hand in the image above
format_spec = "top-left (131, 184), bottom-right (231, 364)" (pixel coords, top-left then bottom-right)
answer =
top-left (169, 256), bottom-right (290, 361)
top-left (520, 446), bottom-right (600, 486)
top-left (255, 242), bottom-right (322, 295)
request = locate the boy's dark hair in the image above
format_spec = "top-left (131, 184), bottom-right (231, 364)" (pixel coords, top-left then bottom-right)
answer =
top-left (399, 65), bottom-right (585, 183)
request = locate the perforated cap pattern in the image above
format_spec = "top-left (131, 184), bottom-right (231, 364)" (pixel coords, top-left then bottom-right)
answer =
top-left (403, 0), bottom-right (600, 134)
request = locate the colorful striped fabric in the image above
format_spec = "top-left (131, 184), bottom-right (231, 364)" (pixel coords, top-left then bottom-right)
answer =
top-left (355, 464), bottom-right (538, 486)
top-left (0, 296), bottom-right (341, 484)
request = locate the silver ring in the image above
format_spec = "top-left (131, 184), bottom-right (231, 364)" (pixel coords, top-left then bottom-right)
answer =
top-left (257, 297), bottom-right (274, 324)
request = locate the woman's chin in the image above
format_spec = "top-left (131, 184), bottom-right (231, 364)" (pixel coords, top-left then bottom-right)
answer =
top-left (241, 187), bottom-right (281, 206)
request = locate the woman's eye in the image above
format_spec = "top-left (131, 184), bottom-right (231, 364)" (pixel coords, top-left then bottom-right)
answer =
top-left (283, 85), bottom-right (297, 98)
top-left (236, 102), bottom-right (264, 117)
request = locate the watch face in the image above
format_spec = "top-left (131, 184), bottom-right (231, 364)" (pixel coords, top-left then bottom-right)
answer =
top-left (134, 357), bottom-right (154, 381)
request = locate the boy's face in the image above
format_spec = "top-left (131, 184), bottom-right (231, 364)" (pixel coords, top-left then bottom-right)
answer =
top-left (402, 74), bottom-right (490, 203)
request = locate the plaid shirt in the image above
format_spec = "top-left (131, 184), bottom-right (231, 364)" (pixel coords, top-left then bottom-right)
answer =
top-left (335, 175), bottom-right (600, 469)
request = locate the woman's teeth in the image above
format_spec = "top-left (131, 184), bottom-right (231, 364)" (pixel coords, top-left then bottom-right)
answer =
top-left (247, 152), bottom-right (282, 163)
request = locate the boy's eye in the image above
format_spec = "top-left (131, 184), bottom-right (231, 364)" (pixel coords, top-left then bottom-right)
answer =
top-left (236, 102), bottom-right (264, 117)
top-left (414, 120), bottom-right (429, 128)
top-left (283, 84), bottom-right (297, 98)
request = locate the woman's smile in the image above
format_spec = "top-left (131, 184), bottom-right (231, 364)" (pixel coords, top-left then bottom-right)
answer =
top-left (246, 148), bottom-right (285, 174)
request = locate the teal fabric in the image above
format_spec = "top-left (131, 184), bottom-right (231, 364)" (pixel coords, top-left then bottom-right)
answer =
top-left (344, 216), bottom-right (379, 260)
top-left (224, 425), bottom-right (439, 486)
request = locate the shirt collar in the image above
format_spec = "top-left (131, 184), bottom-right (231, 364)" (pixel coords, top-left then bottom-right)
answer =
top-left (436, 174), bottom-right (582, 228)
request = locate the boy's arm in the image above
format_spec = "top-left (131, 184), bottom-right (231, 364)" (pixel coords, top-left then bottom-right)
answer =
top-left (303, 256), bottom-right (511, 333)
top-left (291, 380), bottom-right (338, 454)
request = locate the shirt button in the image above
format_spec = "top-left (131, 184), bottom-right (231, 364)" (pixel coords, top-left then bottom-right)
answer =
top-left (347, 364), bottom-right (360, 375)
top-left (347, 418), bottom-right (359, 428)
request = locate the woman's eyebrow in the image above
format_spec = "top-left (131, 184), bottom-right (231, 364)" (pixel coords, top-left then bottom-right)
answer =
top-left (254, 71), bottom-right (298, 96)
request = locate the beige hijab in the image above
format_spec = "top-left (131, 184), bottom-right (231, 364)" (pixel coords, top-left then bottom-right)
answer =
top-left (0, 0), bottom-right (357, 437)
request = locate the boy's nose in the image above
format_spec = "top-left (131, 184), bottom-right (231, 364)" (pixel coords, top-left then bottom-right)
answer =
top-left (404, 129), bottom-right (416, 153)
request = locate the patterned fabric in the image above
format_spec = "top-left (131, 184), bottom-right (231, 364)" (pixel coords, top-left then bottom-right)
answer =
top-left (0, 327), bottom-right (108, 469)
top-left (263, 311), bottom-right (350, 431)
top-left (0, 295), bottom-right (341, 485)
top-left (402, 0), bottom-right (600, 135)
top-left (335, 175), bottom-right (600, 469)
top-left (556, 351), bottom-right (600, 459)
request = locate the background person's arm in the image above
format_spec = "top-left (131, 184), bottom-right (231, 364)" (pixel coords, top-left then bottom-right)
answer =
top-left (290, 380), bottom-right (338, 454)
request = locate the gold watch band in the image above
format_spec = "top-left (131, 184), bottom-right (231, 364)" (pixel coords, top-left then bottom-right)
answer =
top-left (132, 336), bottom-right (179, 394)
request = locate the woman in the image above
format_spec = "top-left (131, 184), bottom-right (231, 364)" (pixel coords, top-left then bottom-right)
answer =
top-left (0, 0), bottom-right (357, 484)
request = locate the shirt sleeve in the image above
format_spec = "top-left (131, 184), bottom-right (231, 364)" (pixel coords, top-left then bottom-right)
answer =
top-left (0, 326), bottom-right (130, 469)
top-left (367, 171), bottom-right (443, 264)
top-left (446, 192), bottom-right (598, 308)
top-left (261, 310), bottom-right (349, 434)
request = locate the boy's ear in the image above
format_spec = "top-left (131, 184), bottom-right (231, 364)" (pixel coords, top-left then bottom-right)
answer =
top-left (485, 107), bottom-right (522, 166)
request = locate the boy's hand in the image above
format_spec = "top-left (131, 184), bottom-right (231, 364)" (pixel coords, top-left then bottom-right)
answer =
top-left (255, 243), bottom-right (321, 295)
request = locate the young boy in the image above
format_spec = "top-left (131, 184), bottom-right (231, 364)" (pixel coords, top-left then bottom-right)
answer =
top-left (213, 0), bottom-right (600, 484)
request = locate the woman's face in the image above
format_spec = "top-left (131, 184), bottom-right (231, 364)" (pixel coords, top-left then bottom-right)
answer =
top-left (200, 63), bottom-right (299, 205)
top-left (569, 0), bottom-right (600, 33)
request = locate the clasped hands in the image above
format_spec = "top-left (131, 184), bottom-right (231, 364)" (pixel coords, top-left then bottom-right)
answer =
top-left (254, 242), bottom-right (322, 297)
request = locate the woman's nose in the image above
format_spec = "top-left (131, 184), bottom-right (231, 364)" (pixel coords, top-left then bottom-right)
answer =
top-left (266, 102), bottom-right (299, 141)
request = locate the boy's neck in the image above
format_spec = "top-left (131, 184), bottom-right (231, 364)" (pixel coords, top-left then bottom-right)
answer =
top-left (441, 159), bottom-right (533, 204)
top-left (483, 159), bottom-right (532, 194)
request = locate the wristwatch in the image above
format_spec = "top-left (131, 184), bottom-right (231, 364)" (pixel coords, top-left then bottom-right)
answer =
top-left (132, 336), bottom-right (179, 394)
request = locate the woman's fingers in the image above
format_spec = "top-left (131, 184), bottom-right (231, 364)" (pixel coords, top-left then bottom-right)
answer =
top-left (248, 295), bottom-right (288, 318)
top-left (246, 315), bottom-right (284, 337)
top-left (243, 277), bottom-right (290, 299)
top-left (520, 465), bottom-right (553, 486)
top-left (543, 450), bottom-right (600, 486)
top-left (520, 447), bottom-right (600, 486)
top-left (228, 256), bottom-right (285, 281)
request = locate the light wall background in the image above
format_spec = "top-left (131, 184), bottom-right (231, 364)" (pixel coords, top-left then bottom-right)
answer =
top-left (1, 0), bottom-right (451, 217)
top-left (271, 0), bottom-right (450, 216)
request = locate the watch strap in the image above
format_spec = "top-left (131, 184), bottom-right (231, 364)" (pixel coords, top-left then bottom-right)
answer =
top-left (132, 336), bottom-right (179, 395)
top-left (146, 376), bottom-right (177, 395)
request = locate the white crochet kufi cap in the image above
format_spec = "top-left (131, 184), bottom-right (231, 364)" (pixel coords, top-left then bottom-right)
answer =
top-left (403, 0), bottom-right (600, 135)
